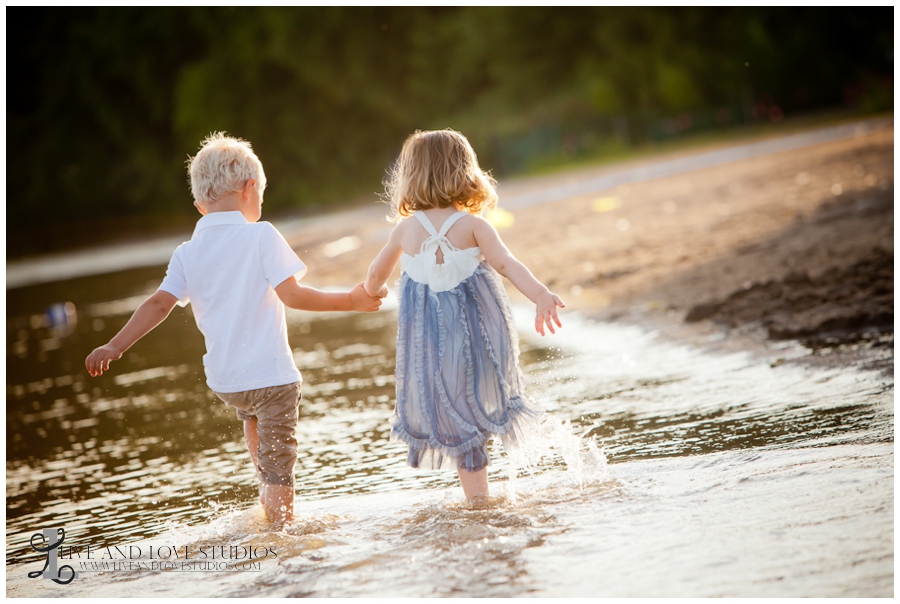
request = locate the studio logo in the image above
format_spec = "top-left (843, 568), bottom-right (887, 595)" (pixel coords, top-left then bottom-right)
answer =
top-left (28, 528), bottom-right (77, 585)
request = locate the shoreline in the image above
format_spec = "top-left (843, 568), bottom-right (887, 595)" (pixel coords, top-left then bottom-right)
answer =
top-left (7, 117), bottom-right (893, 377)
top-left (6, 116), bottom-right (890, 289)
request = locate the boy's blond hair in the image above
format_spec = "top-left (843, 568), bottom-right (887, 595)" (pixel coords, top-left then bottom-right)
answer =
top-left (385, 129), bottom-right (498, 221)
top-left (187, 132), bottom-right (266, 205)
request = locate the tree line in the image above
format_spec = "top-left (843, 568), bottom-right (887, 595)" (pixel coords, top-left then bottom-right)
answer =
top-left (8, 7), bottom-right (892, 256)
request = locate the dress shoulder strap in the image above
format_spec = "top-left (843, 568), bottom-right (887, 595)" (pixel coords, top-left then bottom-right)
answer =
top-left (413, 211), bottom-right (439, 237)
top-left (438, 211), bottom-right (468, 237)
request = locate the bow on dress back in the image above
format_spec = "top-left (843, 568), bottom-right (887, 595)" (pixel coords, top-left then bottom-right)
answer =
top-left (400, 211), bottom-right (482, 292)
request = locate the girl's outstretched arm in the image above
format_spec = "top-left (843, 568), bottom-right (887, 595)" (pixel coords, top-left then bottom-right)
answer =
top-left (364, 226), bottom-right (404, 298)
top-left (474, 216), bottom-right (565, 336)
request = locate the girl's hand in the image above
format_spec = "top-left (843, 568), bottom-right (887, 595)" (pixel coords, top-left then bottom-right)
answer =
top-left (349, 283), bottom-right (384, 312)
top-left (535, 291), bottom-right (565, 336)
top-left (85, 344), bottom-right (124, 377)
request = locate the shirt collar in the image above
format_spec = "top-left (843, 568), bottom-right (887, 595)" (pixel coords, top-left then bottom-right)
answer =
top-left (193, 211), bottom-right (249, 235)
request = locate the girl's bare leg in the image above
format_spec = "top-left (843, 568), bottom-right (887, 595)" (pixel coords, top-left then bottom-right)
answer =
top-left (457, 467), bottom-right (489, 500)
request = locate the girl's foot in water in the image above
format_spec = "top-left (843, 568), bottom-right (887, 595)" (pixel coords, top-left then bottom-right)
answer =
top-left (457, 467), bottom-right (489, 501)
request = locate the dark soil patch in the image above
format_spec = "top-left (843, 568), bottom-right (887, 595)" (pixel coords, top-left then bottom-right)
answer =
top-left (686, 246), bottom-right (893, 348)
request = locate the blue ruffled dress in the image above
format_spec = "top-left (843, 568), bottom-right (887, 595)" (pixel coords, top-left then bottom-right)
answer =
top-left (391, 211), bottom-right (542, 472)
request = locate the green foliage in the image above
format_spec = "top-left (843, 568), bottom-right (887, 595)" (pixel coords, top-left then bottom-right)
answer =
top-left (7, 7), bottom-right (893, 256)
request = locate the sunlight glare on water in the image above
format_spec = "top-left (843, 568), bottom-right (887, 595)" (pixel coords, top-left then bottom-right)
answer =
top-left (6, 269), bottom-right (892, 597)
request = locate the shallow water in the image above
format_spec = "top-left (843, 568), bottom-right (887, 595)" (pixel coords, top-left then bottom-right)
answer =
top-left (6, 268), bottom-right (893, 597)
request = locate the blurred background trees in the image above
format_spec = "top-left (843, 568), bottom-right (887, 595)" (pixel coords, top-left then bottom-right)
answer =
top-left (7, 6), bottom-right (893, 257)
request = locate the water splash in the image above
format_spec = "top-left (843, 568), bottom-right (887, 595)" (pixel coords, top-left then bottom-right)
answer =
top-left (7, 270), bottom-right (892, 597)
top-left (501, 413), bottom-right (611, 503)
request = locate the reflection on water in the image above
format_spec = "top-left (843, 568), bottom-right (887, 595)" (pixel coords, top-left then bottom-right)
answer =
top-left (6, 267), bottom-right (893, 597)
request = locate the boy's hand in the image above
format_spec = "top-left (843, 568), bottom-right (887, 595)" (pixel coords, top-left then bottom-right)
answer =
top-left (535, 291), bottom-right (565, 336)
top-left (85, 344), bottom-right (124, 377)
top-left (363, 282), bottom-right (388, 298)
top-left (349, 283), bottom-right (383, 312)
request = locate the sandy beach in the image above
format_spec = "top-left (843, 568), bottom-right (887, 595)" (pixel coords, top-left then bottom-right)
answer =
top-left (278, 116), bottom-right (894, 372)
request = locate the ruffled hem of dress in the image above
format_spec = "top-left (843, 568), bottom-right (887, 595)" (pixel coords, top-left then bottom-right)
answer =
top-left (404, 443), bottom-right (491, 472)
top-left (390, 400), bottom-right (544, 472)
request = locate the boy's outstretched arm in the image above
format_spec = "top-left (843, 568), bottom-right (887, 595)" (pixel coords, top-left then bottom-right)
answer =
top-left (275, 280), bottom-right (383, 312)
top-left (86, 290), bottom-right (179, 376)
top-left (474, 217), bottom-right (565, 336)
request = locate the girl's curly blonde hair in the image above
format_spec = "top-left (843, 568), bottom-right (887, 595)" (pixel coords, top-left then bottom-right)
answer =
top-left (384, 129), bottom-right (498, 221)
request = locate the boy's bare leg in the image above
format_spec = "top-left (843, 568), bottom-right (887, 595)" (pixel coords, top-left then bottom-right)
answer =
top-left (242, 418), bottom-right (265, 505)
top-left (244, 417), bottom-right (294, 523)
top-left (263, 485), bottom-right (294, 525)
top-left (457, 467), bottom-right (489, 500)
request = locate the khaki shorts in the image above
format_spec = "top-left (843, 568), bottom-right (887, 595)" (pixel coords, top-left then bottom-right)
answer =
top-left (214, 382), bottom-right (301, 487)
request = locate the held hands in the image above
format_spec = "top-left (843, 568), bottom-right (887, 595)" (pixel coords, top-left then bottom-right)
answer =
top-left (364, 282), bottom-right (389, 299)
top-left (349, 282), bottom-right (386, 312)
top-left (85, 344), bottom-right (124, 377)
top-left (535, 290), bottom-right (565, 336)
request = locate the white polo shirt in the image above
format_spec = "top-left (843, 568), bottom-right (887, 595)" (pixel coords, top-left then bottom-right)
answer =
top-left (158, 211), bottom-right (307, 393)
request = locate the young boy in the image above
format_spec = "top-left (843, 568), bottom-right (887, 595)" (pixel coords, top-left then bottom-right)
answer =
top-left (85, 132), bottom-right (382, 525)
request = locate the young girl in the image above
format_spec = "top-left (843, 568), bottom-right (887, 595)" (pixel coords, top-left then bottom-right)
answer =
top-left (364, 129), bottom-right (565, 501)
